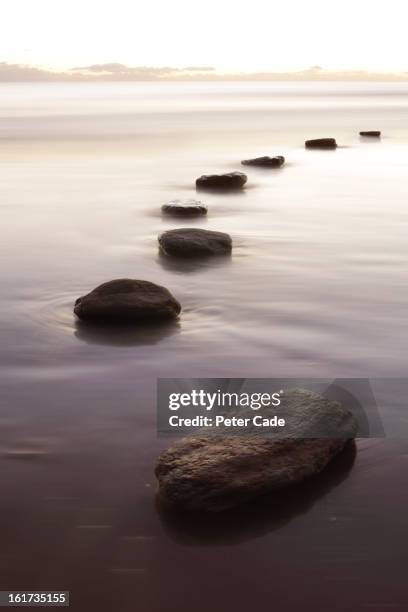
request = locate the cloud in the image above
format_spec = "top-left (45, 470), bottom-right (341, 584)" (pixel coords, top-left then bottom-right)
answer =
top-left (182, 66), bottom-right (215, 72)
top-left (0, 61), bottom-right (62, 81)
top-left (69, 63), bottom-right (216, 79)
top-left (0, 61), bottom-right (408, 81)
top-left (71, 62), bottom-right (135, 73)
top-left (70, 63), bottom-right (179, 77)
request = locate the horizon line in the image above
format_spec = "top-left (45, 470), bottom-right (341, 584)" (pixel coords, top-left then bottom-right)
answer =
top-left (1, 61), bottom-right (408, 82)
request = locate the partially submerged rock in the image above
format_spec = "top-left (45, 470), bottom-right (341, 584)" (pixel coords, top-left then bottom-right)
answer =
top-left (196, 172), bottom-right (247, 190)
top-left (242, 155), bottom-right (285, 168)
top-left (305, 138), bottom-right (337, 149)
top-left (159, 228), bottom-right (232, 258)
top-left (360, 131), bottom-right (381, 137)
top-left (162, 199), bottom-right (208, 217)
top-left (155, 389), bottom-right (358, 512)
top-left (74, 279), bottom-right (181, 324)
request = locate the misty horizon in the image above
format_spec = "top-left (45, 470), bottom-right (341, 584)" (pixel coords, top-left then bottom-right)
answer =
top-left (2, 61), bottom-right (408, 82)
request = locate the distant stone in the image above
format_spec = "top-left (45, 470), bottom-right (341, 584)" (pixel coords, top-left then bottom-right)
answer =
top-left (196, 172), bottom-right (247, 190)
top-left (360, 131), bottom-right (381, 137)
top-left (74, 279), bottom-right (181, 324)
top-left (155, 389), bottom-right (358, 512)
top-left (159, 228), bottom-right (232, 258)
top-left (161, 199), bottom-right (207, 217)
top-left (242, 155), bottom-right (285, 168)
top-left (305, 138), bottom-right (337, 149)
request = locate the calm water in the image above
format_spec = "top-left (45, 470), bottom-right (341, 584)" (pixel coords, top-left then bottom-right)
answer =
top-left (1, 82), bottom-right (408, 610)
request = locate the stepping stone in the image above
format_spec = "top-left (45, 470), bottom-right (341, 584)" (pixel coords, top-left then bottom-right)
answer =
top-left (74, 279), bottom-right (181, 324)
top-left (196, 172), bottom-right (247, 190)
top-left (155, 389), bottom-right (358, 512)
top-left (242, 155), bottom-right (285, 168)
top-left (162, 199), bottom-right (207, 217)
top-left (360, 131), bottom-right (381, 137)
top-left (305, 138), bottom-right (337, 149)
top-left (159, 228), bottom-right (232, 258)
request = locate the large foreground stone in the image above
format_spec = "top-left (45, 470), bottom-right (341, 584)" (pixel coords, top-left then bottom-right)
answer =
top-left (155, 389), bottom-right (358, 512)
top-left (162, 199), bottom-right (208, 217)
top-left (196, 172), bottom-right (247, 190)
top-left (305, 138), bottom-right (337, 149)
top-left (159, 228), bottom-right (232, 257)
top-left (74, 279), bottom-right (181, 324)
top-left (360, 131), bottom-right (381, 137)
top-left (242, 155), bottom-right (285, 168)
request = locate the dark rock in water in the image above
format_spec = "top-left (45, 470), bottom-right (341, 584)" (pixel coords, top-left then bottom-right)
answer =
top-left (74, 279), bottom-right (181, 324)
top-left (242, 155), bottom-right (285, 168)
top-left (360, 131), bottom-right (381, 137)
top-left (162, 199), bottom-right (208, 217)
top-left (196, 172), bottom-right (247, 190)
top-left (159, 228), bottom-right (232, 258)
top-left (156, 438), bottom-right (353, 513)
top-left (158, 441), bottom-right (357, 544)
top-left (305, 138), bottom-right (337, 149)
top-left (155, 389), bottom-right (358, 512)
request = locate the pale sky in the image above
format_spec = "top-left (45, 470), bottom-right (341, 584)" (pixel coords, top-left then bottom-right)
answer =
top-left (1, 0), bottom-right (407, 73)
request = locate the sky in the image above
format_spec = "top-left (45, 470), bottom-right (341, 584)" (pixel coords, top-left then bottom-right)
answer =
top-left (0, 0), bottom-right (407, 73)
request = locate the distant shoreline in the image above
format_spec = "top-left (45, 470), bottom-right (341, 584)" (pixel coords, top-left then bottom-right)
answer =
top-left (2, 79), bottom-right (408, 84)
top-left (2, 77), bottom-right (408, 83)
top-left (1, 61), bottom-right (408, 82)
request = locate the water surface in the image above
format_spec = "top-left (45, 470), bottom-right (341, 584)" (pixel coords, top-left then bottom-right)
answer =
top-left (1, 82), bottom-right (407, 611)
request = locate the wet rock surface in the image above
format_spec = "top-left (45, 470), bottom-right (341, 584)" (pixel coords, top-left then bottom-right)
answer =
top-left (161, 199), bottom-right (208, 216)
top-left (159, 228), bottom-right (232, 258)
top-left (242, 155), bottom-right (285, 168)
top-left (158, 441), bottom-right (357, 544)
top-left (305, 138), bottom-right (337, 149)
top-left (155, 389), bottom-right (358, 512)
top-left (196, 172), bottom-right (247, 190)
top-left (74, 279), bottom-right (181, 324)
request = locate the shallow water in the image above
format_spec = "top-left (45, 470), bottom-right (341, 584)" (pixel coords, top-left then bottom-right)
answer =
top-left (1, 82), bottom-right (408, 610)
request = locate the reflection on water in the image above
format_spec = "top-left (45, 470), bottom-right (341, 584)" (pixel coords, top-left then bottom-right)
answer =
top-left (157, 249), bottom-right (232, 274)
top-left (74, 319), bottom-right (181, 347)
top-left (1, 81), bottom-right (408, 611)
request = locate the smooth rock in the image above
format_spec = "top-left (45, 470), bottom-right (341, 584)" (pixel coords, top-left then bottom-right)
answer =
top-left (196, 172), bottom-right (247, 190)
top-left (360, 131), bottom-right (381, 137)
top-left (242, 155), bottom-right (285, 168)
top-left (74, 279), bottom-right (181, 324)
top-left (162, 199), bottom-right (208, 217)
top-left (159, 228), bottom-right (232, 258)
top-left (155, 389), bottom-right (358, 512)
top-left (305, 138), bottom-right (337, 149)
